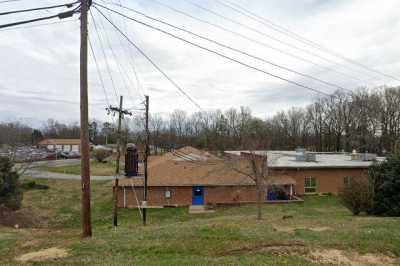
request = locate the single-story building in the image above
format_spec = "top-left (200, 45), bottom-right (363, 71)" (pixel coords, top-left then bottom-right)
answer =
top-left (225, 150), bottom-right (383, 196)
top-left (115, 147), bottom-right (382, 208)
top-left (38, 138), bottom-right (81, 152)
top-left (116, 147), bottom-right (265, 208)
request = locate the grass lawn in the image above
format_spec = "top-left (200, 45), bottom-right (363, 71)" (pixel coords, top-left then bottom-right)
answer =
top-left (41, 160), bottom-right (123, 176)
top-left (1, 178), bottom-right (399, 265)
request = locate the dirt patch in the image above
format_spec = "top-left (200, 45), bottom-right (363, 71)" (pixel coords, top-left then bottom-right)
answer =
top-left (16, 247), bottom-right (69, 262)
top-left (309, 226), bottom-right (331, 232)
top-left (273, 225), bottom-right (332, 233)
top-left (0, 207), bottom-right (41, 228)
top-left (21, 239), bottom-right (42, 248)
top-left (273, 226), bottom-right (297, 233)
top-left (308, 249), bottom-right (398, 266)
top-left (219, 242), bottom-right (305, 256)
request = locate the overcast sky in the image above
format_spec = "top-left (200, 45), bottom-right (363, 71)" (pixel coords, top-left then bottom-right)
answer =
top-left (1, 0), bottom-right (399, 127)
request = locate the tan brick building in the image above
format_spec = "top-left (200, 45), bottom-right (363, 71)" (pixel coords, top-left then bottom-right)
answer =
top-left (38, 138), bottom-right (81, 152)
top-left (116, 147), bottom-right (380, 208)
top-left (116, 147), bottom-right (264, 208)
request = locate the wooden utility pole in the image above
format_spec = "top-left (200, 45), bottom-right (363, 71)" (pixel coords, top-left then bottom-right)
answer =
top-left (80, 0), bottom-right (92, 237)
top-left (107, 96), bottom-right (132, 227)
top-left (143, 95), bottom-right (149, 225)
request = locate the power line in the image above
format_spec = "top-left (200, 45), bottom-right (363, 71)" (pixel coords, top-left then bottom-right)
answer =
top-left (88, 36), bottom-right (111, 107)
top-left (0, 9), bottom-right (77, 29)
top-left (0, 0), bottom-right (23, 3)
top-left (147, 0), bottom-right (367, 85)
top-left (98, 8), bottom-right (145, 102)
top-left (89, 10), bottom-right (119, 104)
top-left (182, 0), bottom-right (382, 82)
top-left (101, 5), bottom-right (145, 99)
top-left (94, 10), bottom-right (137, 106)
top-left (0, 1), bottom-right (78, 16)
top-left (94, 5), bottom-right (204, 110)
top-left (111, 20), bottom-right (145, 99)
top-left (117, 33), bottom-right (145, 99)
top-left (109, 0), bottom-right (145, 99)
top-left (0, 18), bottom-right (77, 32)
top-left (94, 4), bottom-right (332, 97)
top-left (103, 2), bottom-right (352, 93)
top-left (218, 0), bottom-right (400, 83)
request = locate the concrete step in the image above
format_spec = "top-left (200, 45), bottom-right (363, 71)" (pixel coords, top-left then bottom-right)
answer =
top-left (189, 205), bottom-right (215, 214)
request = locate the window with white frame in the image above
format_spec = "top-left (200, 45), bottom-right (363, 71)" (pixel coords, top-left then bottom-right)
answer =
top-left (304, 177), bottom-right (317, 193)
top-left (343, 176), bottom-right (352, 186)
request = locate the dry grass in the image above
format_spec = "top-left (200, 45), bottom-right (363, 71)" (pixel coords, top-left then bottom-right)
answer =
top-left (16, 248), bottom-right (69, 263)
top-left (0, 178), bottom-right (399, 265)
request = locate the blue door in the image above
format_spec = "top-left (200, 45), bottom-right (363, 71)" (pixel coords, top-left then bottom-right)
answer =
top-left (192, 186), bottom-right (204, 205)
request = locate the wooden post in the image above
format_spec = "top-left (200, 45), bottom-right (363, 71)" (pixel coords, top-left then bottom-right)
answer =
top-left (143, 95), bottom-right (149, 225)
top-left (113, 96), bottom-right (123, 227)
top-left (80, 0), bottom-right (92, 237)
top-left (107, 96), bottom-right (132, 227)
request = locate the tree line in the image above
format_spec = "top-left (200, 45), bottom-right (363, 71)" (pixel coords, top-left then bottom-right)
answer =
top-left (142, 86), bottom-right (400, 155)
top-left (1, 86), bottom-right (399, 155)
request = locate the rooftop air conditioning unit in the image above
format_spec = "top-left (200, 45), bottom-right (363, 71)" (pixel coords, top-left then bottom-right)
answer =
top-left (305, 153), bottom-right (317, 162)
top-left (351, 153), bottom-right (362, 161)
top-left (295, 147), bottom-right (306, 153)
top-left (296, 153), bottom-right (306, 162)
top-left (296, 152), bottom-right (316, 162)
top-left (362, 153), bottom-right (377, 161)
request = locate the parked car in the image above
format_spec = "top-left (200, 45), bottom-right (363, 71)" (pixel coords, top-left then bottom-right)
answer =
top-left (67, 151), bottom-right (81, 159)
top-left (45, 152), bottom-right (58, 160)
top-left (59, 151), bottom-right (81, 159)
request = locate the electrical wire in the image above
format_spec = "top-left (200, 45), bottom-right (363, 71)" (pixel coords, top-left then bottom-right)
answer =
top-left (89, 11), bottom-right (120, 104)
top-left (94, 10), bottom-right (136, 106)
top-left (0, 1), bottom-right (78, 16)
top-left (218, 0), bottom-right (400, 83)
top-left (0, 18), bottom-right (77, 32)
top-left (147, 0), bottom-right (367, 85)
top-left (182, 0), bottom-right (382, 82)
top-left (113, 25), bottom-right (145, 99)
top-left (94, 4), bottom-right (333, 97)
top-left (94, 5), bottom-right (204, 109)
top-left (0, 9), bottom-right (77, 29)
top-left (0, 0), bottom-right (23, 3)
top-left (101, 2), bottom-right (352, 93)
top-left (89, 36), bottom-right (111, 107)
top-left (100, 8), bottom-right (146, 102)
top-left (99, 2), bottom-right (151, 99)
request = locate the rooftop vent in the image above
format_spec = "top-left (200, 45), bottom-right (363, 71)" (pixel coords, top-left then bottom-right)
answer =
top-left (362, 153), bottom-right (377, 161)
top-left (351, 153), bottom-right (362, 161)
top-left (295, 147), bottom-right (307, 153)
top-left (296, 152), bottom-right (316, 162)
top-left (351, 153), bottom-right (377, 161)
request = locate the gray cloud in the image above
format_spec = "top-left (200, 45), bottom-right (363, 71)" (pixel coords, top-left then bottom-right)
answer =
top-left (0, 0), bottom-right (399, 126)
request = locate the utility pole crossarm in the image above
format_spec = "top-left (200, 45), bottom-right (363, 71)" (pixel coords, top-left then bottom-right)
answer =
top-left (106, 105), bottom-right (133, 117)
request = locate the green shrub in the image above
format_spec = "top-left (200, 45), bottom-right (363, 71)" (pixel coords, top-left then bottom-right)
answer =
top-left (92, 148), bottom-right (112, 163)
top-left (0, 157), bottom-right (23, 210)
top-left (338, 177), bottom-right (374, 215)
top-left (21, 180), bottom-right (49, 190)
top-left (369, 154), bottom-right (400, 216)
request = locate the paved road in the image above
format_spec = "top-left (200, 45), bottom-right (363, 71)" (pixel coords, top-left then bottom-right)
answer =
top-left (16, 158), bottom-right (81, 170)
top-left (24, 169), bottom-right (116, 181)
top-left (20, 159), bottom-right (116, 181)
